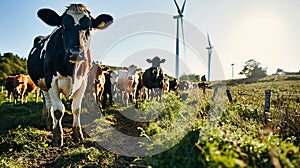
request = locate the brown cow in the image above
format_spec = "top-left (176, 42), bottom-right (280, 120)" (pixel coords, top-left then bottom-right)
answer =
top-left (162, 77), bottom-right (170, 93)
top-left (115, 65), bottom-right (140, 106)
top-left (14, 74), bottom-right (40, 103)
top-left (86, 63), bottom-right (109, 107)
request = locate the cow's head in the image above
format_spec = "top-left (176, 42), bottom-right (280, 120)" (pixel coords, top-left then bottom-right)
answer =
top-left (37, 4), bottom-right (113, 63)
top-left (126, 65), bottom-right (140, 80)
top-left (95, 65), bottom-right (110, 85)
top-left (146, 56), bottom-right (166, 68)
top-left (146, 56), bottom-right (166, 79)
top-left (110, 71), bottom-right (119, 84)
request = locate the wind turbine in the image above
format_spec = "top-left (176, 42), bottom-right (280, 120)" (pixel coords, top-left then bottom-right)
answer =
top-left (206, 33), bottom-right (214, 81)
top-left (173, 0), bottom-right (186, 79)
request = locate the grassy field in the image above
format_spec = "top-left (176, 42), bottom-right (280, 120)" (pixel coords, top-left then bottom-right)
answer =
top-left (0, 74), bottom-right (299, 167)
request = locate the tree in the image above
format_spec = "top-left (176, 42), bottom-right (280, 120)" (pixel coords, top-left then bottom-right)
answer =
top-left (275, 68), bottom-right (284, 74)
top-left (180, 73), bottom-right (199, 82)
top-left (239, 59), bottom-right (267, 78)
top-left (0, 52), bottom-right (27, 85)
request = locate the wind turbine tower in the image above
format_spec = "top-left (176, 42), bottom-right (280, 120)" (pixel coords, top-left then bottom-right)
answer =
top-left (206, 33), bottom-right (214, 81)
top-left (173, 0), bottom-right (186, 79)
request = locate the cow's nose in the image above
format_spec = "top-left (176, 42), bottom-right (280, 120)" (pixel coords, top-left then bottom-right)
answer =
top-left (128, 76), bottom-right (133, 80)
top-left (68, 48), bottom-right (85, 62)
top-left (70, 48), bottom-right (82, 56)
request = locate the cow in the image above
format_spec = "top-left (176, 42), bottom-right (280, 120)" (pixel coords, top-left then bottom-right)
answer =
top-left (14, 74), bottom-right (40, 103)
top-left (198, 82), bottom-right (209, 94)
top-left (27, 4), bottom-right (113, 147)
top-left (142, 56), bottom-right (166, 101)
top-left (168, 78), bottom-right (179, 93)
top-left (102, 70), bottom-right (116, 108)
top-left (162, 77), bottom-right (170, 93)
top-left (5, 75), bottom-right (39, 104)
top-left (86, 63), bottom-right (109, 108)
top-left (135, 71), bottom-right (146, 101)
top-left (5, 76), bottom-right (18, 103)
top-left (179, 80), bottom-right (191, 91)
top-left (115, 65), bottom-right (140, 106)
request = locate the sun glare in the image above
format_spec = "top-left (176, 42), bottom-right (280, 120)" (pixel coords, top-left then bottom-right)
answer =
top-left (237, 12), bottom-right (286, 51)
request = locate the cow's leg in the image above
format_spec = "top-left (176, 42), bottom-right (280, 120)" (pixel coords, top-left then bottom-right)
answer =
top-left (48, 88), bottom-right (65, 147)
top-left (20, 90), bottom-right (25, 104)
top-left (13, 93), bottom-right (18, 104)
top-left (158, 88), bottom-right (162, 102)
top-left (102, 92), bottom-right (107, 108)
top-left (97, 89), bottom-right (103, 108)
top-left (42, 90), bottom-right (53, 130)
top-left (8, 92), bottom-right (12, 103)
top-left (120, 91), bottom-right (124, 106)
top-left (132, 90), bottom-right (137, 104)
top-left (35, 89), bottom-right (40, 103)
top-left (150, 88), bottom-right (154, 101)
top-left (71, 83), bottom-right (86, 143)
top-left (108, 86), bottom-right (114, 106)
top-left (24, 92), bottom-right (29, 103)
top-left (125, 92), bottom-right (130, 107)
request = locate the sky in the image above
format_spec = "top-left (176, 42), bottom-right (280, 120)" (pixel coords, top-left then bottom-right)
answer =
top-left (1, 0), bottom-right (300, 80)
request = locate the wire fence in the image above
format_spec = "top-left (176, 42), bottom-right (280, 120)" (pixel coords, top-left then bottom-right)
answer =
top-left (220, 88), bottom-right (300, 123)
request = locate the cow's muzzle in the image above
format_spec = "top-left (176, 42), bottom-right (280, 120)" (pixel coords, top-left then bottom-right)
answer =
top-left (128, 76), bottom-right (133, 80)
top-left (68, 49), bottom-right (85, 62)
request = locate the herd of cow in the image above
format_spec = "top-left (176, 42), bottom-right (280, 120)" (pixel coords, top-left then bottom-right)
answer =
top-left (85, 56), bottom-right (181, 109)
top-left (3, 4), bottom-right (208, 147)
top-left (5, 56), bottom-right (205, 107)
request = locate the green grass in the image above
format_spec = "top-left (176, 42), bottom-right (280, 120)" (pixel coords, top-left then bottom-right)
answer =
top-left (0, 75), bottom-right (299, 167)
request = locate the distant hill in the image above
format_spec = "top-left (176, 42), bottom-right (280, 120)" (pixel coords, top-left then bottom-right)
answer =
top-left (226, 73), bottom-right (300, 86)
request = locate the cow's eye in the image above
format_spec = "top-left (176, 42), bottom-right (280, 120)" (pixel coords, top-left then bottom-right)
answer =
top-left (80, 17), bottom-right (92, 30)
top-left (62, 15), bottom-right (74, 29)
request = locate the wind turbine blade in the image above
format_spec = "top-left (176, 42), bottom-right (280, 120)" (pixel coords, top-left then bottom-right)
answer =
top-left (207, 33), bottom-right (212, 47)
top-left (180, 17), bottom-right (187, 59)
top-left (181, 0), bottom-right (187, 14)
top-left (174, 0), bottom-right (182, 15)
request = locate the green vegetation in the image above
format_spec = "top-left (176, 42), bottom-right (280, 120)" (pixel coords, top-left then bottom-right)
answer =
top-left (0, 62), bottom-right (299, 167)
top-left (239, 59), bottom-right (267, 78)
top-left (0, 53), bottom-right (27, 85)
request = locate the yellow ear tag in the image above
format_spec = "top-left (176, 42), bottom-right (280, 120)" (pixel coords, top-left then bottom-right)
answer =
top-left (97, 21), bottom-right (105, 28)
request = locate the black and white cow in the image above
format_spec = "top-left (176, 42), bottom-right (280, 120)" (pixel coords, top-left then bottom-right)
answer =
top-left (142, 56), bottom-right (166, 101)
top-left (27, 4), bottom-right (113, 147)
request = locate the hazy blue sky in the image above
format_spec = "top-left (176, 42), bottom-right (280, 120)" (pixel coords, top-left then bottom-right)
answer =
top-left (1, 0), bottom-right (299, 80)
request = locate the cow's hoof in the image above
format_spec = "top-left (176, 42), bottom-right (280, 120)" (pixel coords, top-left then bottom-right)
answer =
top-left (52, 127), bottom-right (63, 147)
top-left (72, 126), bottom-right (83, 143)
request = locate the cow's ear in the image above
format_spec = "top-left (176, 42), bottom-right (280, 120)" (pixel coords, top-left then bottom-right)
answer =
top-left (37, 9), bottom-right (61, 26)
top-left (92, 14), bottom-right (113, 29)
top-left (146, 59), bottom-right (152, 63)
top-left (160, 59), bottom-right (166, 63)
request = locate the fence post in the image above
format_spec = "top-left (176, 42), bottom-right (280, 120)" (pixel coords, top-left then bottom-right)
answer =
top-left (212, 86), bottom-right (219, 101)
top-left (264, 90), bottom-right (271, 123)
top-left (226, 89), bottom-right (233, 103)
